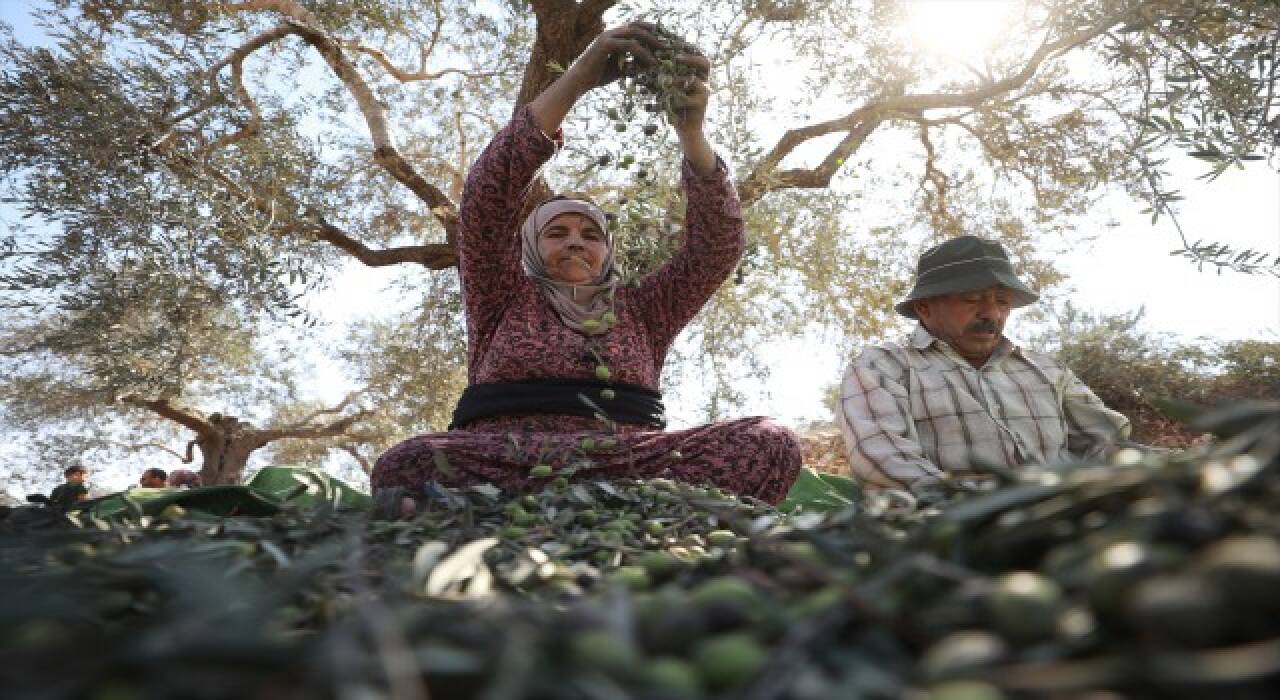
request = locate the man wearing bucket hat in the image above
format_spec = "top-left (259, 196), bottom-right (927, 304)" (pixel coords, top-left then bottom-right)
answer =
top-left (836, 236), bottom-right (1132, 497)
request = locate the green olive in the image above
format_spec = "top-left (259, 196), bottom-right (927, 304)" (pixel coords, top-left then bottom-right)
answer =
top-left (693, 633), bottom-right (767, 689)
top-left (570, 629), bottom-right (638, 676)
top-left (638, 550), bottom-right (682, 579)
top-left (690, 576), bottom-right (760, 611)
top-left (607, 565), bottom-right (652, 590)
top-left (595, 365), bottom-right (612, 381)
top-left (643, 657), bottom-right (702, 697)
top-left (512, 511), bottom-right (538, 526)
top-left (530, 464), bottom-right (554, 478)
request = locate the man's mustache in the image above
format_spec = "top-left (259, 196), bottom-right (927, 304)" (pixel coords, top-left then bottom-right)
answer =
top-left (965, 319), bottom-right (1000, 334)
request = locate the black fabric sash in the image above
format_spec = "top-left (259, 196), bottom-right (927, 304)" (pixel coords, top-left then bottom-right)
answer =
top-left (449, 378), bottom-right (666, 430)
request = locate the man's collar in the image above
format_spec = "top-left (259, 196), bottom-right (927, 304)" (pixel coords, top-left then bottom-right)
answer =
top-left (909, 324), bottom-right (936, 350)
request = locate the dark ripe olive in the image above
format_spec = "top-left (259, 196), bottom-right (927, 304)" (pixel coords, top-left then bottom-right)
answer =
top-left (643, 124), bottom-right (659, 136)
top-left (1126, 573), bottom-right (1230, 648)
top-left (926, 680), bottom-right (1007, 700)
top-left (1196, 535), bottom-right (1280, 611)
top-left (785, 585), bottom-right (845, 622)
top-left (1085, 541), bottom-right (1187, 621)
top-left (638, 590), bottom-right (706, 655)
top-left (706, 530), bottom-right (736, 547)
top-left (985, 572), bottom-right (1064, 644)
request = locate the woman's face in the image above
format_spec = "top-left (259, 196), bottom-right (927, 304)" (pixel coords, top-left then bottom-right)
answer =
top-left (538, 212), bottom-right (607, 285)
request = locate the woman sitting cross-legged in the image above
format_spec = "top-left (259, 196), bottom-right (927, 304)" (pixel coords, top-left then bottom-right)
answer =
top-left (371, 22), bottom-right (802, 507)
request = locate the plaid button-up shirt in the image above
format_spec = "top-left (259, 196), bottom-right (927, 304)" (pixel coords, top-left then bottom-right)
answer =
top-left (837, 325), bottom-right (1131, 491)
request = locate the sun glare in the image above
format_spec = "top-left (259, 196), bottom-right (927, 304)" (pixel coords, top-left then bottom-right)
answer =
top-left (900, 0), bottom-right (1022, 64)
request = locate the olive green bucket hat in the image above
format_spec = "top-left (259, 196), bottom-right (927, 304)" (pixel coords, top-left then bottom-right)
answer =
top-left (895, 236), bottom-right (1040, 319)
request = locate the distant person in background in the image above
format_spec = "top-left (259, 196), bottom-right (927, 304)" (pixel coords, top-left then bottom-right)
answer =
top-left (138, 468), bottom-right (168, 489)
top-left (48, 464), bottom-right (90, 511)
top-left (167, 469), bottom-right (203, 489)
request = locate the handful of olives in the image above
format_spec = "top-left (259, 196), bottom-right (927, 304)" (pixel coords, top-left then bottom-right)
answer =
top-left (611, 24), bottom-right (705, 129)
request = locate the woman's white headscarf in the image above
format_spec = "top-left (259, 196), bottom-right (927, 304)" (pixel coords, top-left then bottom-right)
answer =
top-left (519, 198), bottom-right (619, 335)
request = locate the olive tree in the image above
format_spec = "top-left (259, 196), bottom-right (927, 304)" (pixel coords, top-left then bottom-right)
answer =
top-left (1, 0), bottom-right (1277, 461)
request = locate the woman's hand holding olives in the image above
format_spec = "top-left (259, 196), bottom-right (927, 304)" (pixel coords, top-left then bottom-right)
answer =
top-left (668, 53), bottom-right (715, 176)
top-left (561, 23), bottom-right (664, 97)
top-left (666, 53), bottom-right (711, 136)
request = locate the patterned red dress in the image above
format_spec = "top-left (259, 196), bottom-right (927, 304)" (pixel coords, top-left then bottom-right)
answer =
top-left (370, 108), bottom-right (801, 504)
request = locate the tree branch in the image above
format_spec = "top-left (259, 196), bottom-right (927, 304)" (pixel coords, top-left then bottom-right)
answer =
top-left (738, 12), bottom-right (1128, 204)
top-left (305, 219), bottom-right (457, 269)
top-left (156, 126), bottom-right (459, 269)
top-left (159, 24), bottom-right (295, 153)
top-left (214, 2), bottom-right (461, 236)
top-left (338, 1), bottom-right (504, 83)
top-left (917, 124), bottom-right (958, 235)
top-left (121, 395), bottom-right (212, 435)
top-left (252, 410), bottom-right (371, 446)
top-left (217, 0), bottom-right (324, 25)
top-left (279, 391), bottom-right (362, 431)
top-left (286, 20), bottom-right (460, 237)
top-left (104, 439), bottom-right (192, 463)
top-left (339, 444), bottom-right (374, 474)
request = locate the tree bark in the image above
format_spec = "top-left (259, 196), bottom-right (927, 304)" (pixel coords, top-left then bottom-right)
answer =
top-left (194, 427), bottom-right (260, 486)
top-left (126, 397), bottom-right (367, 485)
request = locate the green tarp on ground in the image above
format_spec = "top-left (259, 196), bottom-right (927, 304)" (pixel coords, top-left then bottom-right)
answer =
top-left (74, 465), bottom-right (854, 519)
top-left (82, 466), bottom-right (372, 519)
top-left (778, 467), bottom-right (863, 514)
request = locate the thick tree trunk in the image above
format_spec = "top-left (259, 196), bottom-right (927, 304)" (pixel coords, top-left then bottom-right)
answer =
top-left (510, 2), bottom-right (612, 211)
top-left (514, 2), bottom-right (606, 112)
top-left (194, 427), bottom-right (259, 486)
